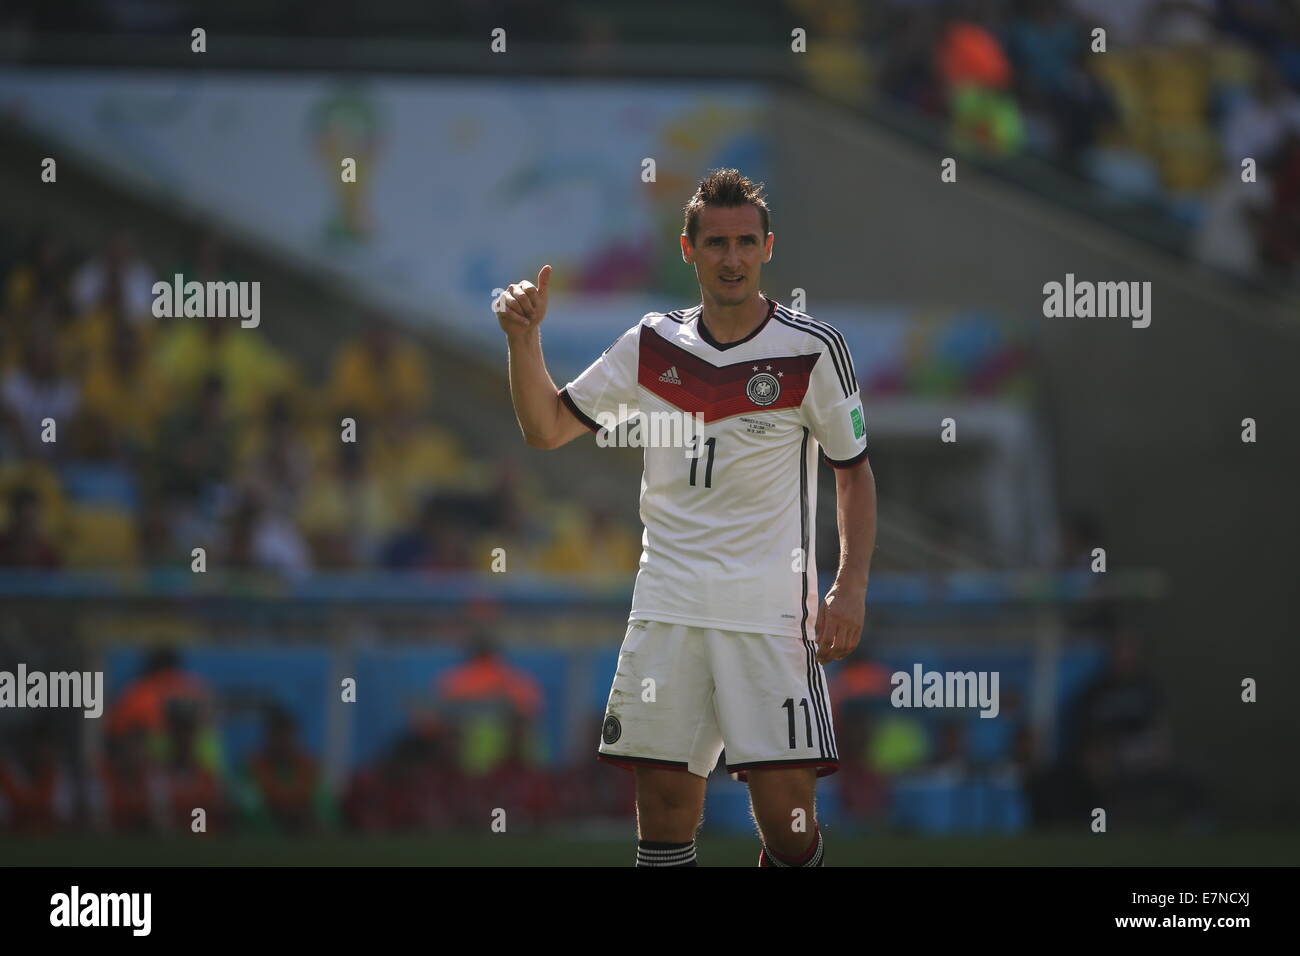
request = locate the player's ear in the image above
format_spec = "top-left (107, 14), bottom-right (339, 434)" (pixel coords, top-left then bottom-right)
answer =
top-left (680, 233), bottom-right (692, 264)
top-left (764, 232), bottom-right (774, 263)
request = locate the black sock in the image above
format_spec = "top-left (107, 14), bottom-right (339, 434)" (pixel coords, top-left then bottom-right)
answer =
top-left (636, 839), bottom-right (698, 867)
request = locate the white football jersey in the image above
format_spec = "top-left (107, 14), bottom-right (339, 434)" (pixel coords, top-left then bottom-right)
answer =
top-left (558, 296), bottom-right (869, 640)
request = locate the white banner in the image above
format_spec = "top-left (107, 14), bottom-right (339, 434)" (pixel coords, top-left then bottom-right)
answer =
top-left (0, 69), bottom-right (770, 376)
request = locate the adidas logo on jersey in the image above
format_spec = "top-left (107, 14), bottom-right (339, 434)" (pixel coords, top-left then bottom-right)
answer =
top-left (658, 366), bottom-right (682, 385)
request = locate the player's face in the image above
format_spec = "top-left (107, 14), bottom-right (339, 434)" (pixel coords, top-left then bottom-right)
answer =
top-left (682, 205), bottom-right (773, 307)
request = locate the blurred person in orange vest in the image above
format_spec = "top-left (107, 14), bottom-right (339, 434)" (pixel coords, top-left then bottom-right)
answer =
top-left (832, 701), bottom-right (889, 821)
top-left (435, 629), bottom-right (544, 777)
top-left (107, 648), bottom-right (222, 770)
top-left (0, 719), bottom-right (75, 833)
top-left (828, 641), bottom-right (892, 820)
top-left (937, 7), bottom-right (1024, 155)
top-left (829, 639), bottom-right (891, 737)
top-left (108, 648), bottom-right (212, 738)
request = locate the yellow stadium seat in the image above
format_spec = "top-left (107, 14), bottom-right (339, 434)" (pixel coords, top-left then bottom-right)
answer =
top-left (63, 505), bottom-right (139, 568)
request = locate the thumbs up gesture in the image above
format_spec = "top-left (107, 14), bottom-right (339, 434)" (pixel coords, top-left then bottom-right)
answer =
top-left (495, 264), bottom-right (552, 338)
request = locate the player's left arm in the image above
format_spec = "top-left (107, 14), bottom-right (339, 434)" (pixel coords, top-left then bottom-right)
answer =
top-left (800, 335), bottom-right (875, 665)
top-left (816, 457), bottom-right (876, 664)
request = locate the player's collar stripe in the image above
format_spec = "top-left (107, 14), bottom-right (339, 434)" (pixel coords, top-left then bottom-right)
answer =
top-left (774, 310), bottom-right (850, 399)
top-left (694, 296), bottom-right (776, 351)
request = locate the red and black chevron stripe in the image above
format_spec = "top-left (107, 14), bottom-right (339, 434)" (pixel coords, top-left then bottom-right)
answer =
top-left (637, 324), bottom-right (820, 423)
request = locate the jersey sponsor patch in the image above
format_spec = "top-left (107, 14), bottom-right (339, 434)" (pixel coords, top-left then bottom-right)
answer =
top-left (851, 405), bottom-right (864, 439)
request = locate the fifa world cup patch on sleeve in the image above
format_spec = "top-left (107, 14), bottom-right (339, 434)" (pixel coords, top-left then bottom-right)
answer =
top-left (850, 406), bottom-right (864, 439)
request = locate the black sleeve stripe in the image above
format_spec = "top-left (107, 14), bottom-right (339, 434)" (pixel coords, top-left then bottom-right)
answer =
top-left (822, 446), bottom-right (869, 468)
top-left (795, 309), bottom-right (857, 394)
top-left (815, 319), bottom-right (858, 393)
top-left (774, 309), bottom-right (850, 398)
top-left (775, 306), bottom-right (851, 396)
top-left (558, 387), bottom-right (601, 434)
top-left (661, 306), bottom-right (701, 325)
top-left (776, 306), bottom-right (858, 395)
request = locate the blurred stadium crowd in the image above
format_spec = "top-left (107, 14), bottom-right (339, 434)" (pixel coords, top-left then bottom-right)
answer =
top-left (854, 0), bottom-right (1300, 283)
top-left (0, 644), bottom-right (635, 834)
top-left (0, 625), bottom-right (1205, 836)
top-left (0, 226), bottom-right (642, 579)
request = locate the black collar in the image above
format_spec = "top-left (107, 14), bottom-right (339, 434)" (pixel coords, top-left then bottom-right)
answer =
top-left (696, 296), bottom-right (777, 351)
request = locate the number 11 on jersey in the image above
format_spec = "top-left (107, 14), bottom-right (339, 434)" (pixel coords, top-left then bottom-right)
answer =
top-left (688, 436), bottom-right (717, 487)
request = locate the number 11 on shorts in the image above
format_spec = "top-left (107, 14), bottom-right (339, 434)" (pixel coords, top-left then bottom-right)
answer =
top-left (782, 697), bottom-right (812, 749)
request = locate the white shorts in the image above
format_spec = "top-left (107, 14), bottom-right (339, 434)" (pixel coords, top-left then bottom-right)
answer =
top-left (597, 619), bottom-right (839, 781)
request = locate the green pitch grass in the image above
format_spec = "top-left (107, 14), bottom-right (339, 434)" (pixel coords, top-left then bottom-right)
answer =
top-left (3, 830), bottom-right (1297, 866)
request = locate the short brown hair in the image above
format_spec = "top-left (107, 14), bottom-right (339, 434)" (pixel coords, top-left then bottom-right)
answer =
top-left (682, 168), bottom-right (770, 245)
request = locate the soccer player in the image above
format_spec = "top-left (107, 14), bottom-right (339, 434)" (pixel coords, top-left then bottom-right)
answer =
top-left (496, 168), bottom-right (876, 867)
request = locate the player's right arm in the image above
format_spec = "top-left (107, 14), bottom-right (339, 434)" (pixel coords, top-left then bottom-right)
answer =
top-left (497, 264), bottom-right (588, 449)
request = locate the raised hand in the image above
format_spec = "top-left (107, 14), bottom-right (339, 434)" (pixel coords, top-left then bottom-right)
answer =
top-left (494, 264), bottom-right (552, 338)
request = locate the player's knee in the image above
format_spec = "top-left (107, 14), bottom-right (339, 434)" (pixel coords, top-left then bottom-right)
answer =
top-left (638, 773), bottom-right (699, 806)
top-left (747, 767), bottom-right (816, 804)
top-left (636, 769), bottom-right (704, 816)
top-left (636, 780), bottom-right (703, 841)
top-left (747, 771), bottom-right (815, 837)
